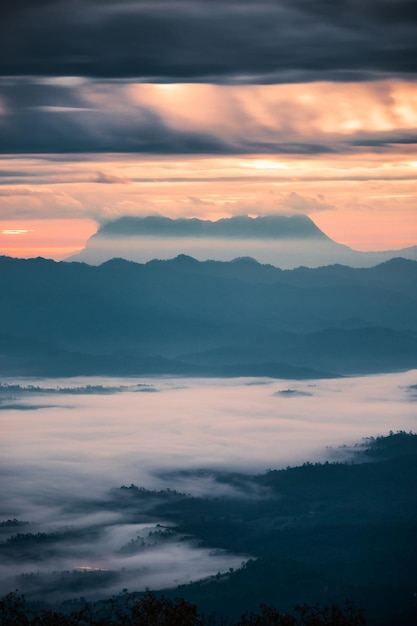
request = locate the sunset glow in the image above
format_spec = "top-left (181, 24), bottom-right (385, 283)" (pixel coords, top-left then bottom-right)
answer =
top-left (0, 219), bottom-right (98, 259)
top-left (0, 1), bottom-right (416, 259)
top-left (1, 140), bottom-right (416, 255)
top-left (1, 4), bottom-right (417, 618)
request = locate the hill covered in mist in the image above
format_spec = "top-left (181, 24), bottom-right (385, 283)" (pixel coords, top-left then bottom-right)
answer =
top-left (1, 254), bottom-right (416, 378)
top-left (2, 432), bottom-right (416, 624)
top-left (67, 215), bottom-right (417, 268)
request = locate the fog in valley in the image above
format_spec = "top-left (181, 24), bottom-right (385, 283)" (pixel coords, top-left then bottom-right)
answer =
top-left (68, 216), bottom-right (417, 268)
top-left (1, 371), bottom-right (416, 603)
top-left (71, 236), bottom-right (349, 269)
top-left (69, 234), bottom-right (417, 269)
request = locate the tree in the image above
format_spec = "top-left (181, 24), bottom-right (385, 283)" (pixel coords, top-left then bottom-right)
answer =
top-left (295, 602), bottom-right (366, 626)
top-left (236, 604), bottom-right (296, 625)
top-left (0, 592), bottom-right (29, 626)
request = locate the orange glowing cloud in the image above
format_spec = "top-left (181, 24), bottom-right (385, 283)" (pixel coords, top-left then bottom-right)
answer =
top-left (0, 79), bottom-right (416, 257)
top-left (122, 80), bottom-right (417, 147)
top-left (0, 148), bottom-right (416, 255)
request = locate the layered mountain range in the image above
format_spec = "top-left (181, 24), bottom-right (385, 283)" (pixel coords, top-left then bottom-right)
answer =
top-left (1, 254), bottom-right (416, 378)
top-left (68, 215), bottom-right (417, 268)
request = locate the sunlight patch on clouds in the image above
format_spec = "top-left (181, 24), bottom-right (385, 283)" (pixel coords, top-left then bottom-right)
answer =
top-left (81, 79), bottom-right (417, 148)
top-left (249, 160), bottom-right (288, 170)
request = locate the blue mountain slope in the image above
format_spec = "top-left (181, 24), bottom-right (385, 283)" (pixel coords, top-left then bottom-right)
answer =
top-left (0, 255), bottom-right (416, 377)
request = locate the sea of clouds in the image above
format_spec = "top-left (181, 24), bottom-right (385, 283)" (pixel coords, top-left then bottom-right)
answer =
top-left (1, 371), bottom-right (416, 600)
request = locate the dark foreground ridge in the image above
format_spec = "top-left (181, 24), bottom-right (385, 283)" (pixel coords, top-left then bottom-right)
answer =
top-left (1, 433), bottom-right (416, 625)
top-left (0, 591), bottom-right (366, 625)
top-left (1, 255), bottom-right (417, 378)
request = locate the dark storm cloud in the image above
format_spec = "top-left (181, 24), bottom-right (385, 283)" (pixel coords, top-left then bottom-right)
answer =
top-left (1, 0), bottom-right (416, 82)
top-left (0, 80), bottom-right (218, 154)
top-left (1, 79), bottom-right (415, 155)
top-left (0, 80), bottom-right (333, 154)
top-left (0, 112), bottom-right (239, 155)
top-left (349, 133), bottom-right (417, 147)
top-left (1, 77), bottom-right (416, 155)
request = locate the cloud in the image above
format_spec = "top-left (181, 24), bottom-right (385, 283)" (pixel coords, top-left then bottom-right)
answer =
top-left (0, 187), bottom-right (84, 218)
top-left (1, 228), bottom-right (34, 235)
top-left (1, 370), bottom-right (416, 599)
top-left (93, 171), bottom-right (130, 184)
top-left (1, 1), bottom-right (416, 82)
top-left (0, 79), bottom-right (416, 155)
top-left (281, 192), bottom-right (335, 213)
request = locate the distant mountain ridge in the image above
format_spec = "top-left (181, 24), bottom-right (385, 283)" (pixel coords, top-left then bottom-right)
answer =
top-left (96, 214), bottom-right (331, 239)
top-left (0, 254), bottom-right (416, 378)
top-left (67, 214), bottom-right (417, 268)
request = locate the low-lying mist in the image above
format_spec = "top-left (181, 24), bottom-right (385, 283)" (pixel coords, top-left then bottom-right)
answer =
top-left (72, 236), bottom-right (352, 268)
top-left (1, 371), bottom-right (416, 602)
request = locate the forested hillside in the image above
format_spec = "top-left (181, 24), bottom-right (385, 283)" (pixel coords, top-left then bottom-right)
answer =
top-left (2, 433), bottom-right (416, 624)
top-left (1, 255), bottom-right (416, 377)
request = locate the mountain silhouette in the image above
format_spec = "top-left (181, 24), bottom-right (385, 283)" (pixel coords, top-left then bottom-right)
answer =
top-left (96, 214), bottom-right (331, 239)
top-left (67, 215), bottom-right (417, 268)
top-left (0, 255), bottom-right (416, 377)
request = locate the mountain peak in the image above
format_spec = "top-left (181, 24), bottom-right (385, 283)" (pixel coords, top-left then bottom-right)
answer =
top-left (66, 215), bottom-right (417, 269)
top-left (96, 214), bottom-right (330, 241)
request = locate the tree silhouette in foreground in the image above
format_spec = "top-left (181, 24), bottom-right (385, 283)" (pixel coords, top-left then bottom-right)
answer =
top-left (236, 601), bottom-right (365, 626)
top-left (0, 592), bottom-right (367, 625)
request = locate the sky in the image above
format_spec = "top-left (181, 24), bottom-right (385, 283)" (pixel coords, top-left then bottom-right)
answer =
top-left (1, 0), bottom-right (417, 259)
